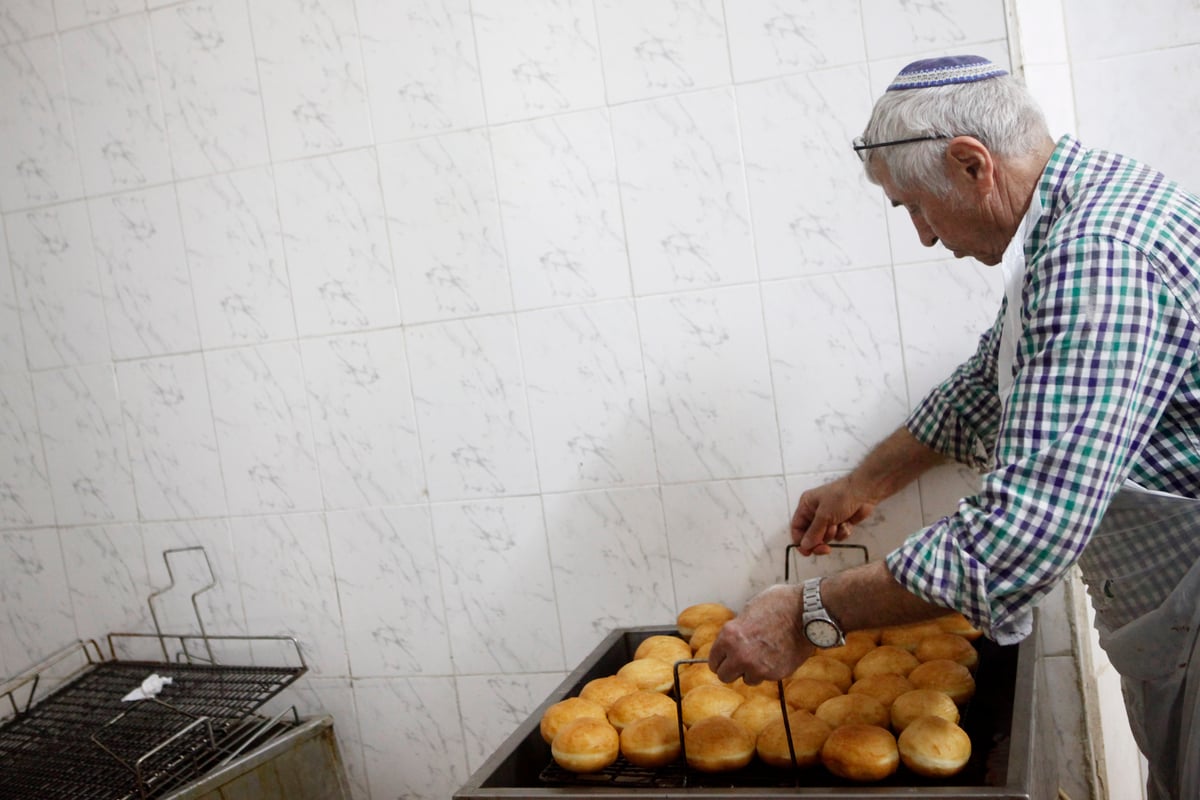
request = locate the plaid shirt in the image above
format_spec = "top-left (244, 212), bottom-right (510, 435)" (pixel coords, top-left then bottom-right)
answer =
top-left (887, 135), bottom-right (1200, 644)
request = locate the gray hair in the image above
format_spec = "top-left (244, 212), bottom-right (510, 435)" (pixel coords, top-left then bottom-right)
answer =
top-left (860, 74), bottom-right (1051, 195)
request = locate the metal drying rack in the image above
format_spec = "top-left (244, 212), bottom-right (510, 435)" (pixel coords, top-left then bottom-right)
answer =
top-left (0, 547), bottom-right (308, 800)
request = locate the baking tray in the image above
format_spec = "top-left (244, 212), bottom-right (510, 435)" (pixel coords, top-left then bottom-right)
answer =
top-left (455, 622), bottom-right (1054, 798)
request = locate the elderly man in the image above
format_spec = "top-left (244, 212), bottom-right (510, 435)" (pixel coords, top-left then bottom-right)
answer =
top-left (708, 55), bottom-right (1200, 798)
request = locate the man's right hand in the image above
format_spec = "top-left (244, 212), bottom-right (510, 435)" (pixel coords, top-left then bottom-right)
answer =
top-left (791, 476), bottom-right (877, 555)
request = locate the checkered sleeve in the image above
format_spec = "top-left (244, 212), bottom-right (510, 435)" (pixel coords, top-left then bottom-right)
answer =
top-left (904, 306), bottom-right (1004, 471)
top-left (889, 236), bottom-right (1200, 643)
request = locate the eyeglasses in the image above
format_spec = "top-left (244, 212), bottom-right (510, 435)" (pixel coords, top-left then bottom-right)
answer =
top-left (852, 134), bottom-right (951, 162)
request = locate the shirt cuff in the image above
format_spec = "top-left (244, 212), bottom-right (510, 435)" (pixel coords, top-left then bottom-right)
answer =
top-left (905, 388), bottom-right (991, 471)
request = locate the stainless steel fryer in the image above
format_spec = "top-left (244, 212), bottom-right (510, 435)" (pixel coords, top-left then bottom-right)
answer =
top-left (455, 619), bottom-right (1057, 799)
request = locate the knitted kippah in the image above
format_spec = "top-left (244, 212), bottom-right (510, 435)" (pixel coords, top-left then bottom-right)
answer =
top-left (886, 54), bottom-right (1008, 91)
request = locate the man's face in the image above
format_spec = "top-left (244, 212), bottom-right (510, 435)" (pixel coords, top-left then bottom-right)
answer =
top-left (873, 159), bottom-right (1010, 266)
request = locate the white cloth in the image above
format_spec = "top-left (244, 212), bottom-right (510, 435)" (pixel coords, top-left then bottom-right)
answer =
top-left (996, 190), bottom-right (1042, 420)
top-left (121, 673), bottom-right (173, 702)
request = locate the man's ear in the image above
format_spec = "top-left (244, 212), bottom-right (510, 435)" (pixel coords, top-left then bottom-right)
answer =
top-left (945, 136), bottom-right (993, 194)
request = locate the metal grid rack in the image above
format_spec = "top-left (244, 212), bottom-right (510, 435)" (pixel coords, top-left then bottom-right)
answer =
top-left (0, 547), bottom-right (308, 800)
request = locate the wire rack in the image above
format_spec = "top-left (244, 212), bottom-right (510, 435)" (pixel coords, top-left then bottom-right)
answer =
top-left (0, 547), bottom-right (308, 800)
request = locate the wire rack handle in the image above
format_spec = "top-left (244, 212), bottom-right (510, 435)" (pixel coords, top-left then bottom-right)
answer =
top-left (783, 542), bottom-right (870, 583)
top-left (147, 546), bottom-right (217, 664)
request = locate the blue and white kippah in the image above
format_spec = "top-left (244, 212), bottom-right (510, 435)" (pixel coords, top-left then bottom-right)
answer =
top-left (886, 54), bottom-right (1008, 91)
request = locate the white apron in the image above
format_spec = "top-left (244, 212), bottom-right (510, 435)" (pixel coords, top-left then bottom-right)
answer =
top-left (996, 197), bottom-right (1200, 799)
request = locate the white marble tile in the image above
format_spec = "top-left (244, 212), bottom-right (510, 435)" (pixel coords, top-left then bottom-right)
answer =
top-left (140, 518), bottom-right (247, 638)
top-left (1062, 0), bottom-right (1200, 61)
top-left (783, 471), bottom-right (924, 583)
top-left (176, 166), bottom-right (296, 347)
top-left (491, 109), bottom-right (629, 309)
top-left (1074, 47), bottom-right (1200, 196)
top-left (60, 15), bottom-right (171, 195)
top-left (32, 365), bottom-right (137, 525)
top-left (457, 672), bottom-right (564, 773)
top-left (471, 0), bottom-right (604, 125)
top-left (0, 374), bottom-right (54, 529)
top-left (150, 0), bottom-right (269, 179)
top-left (1022, 62), bottom-right (1076, 142)
top-left (594, 0), bottom-right (729, 104)
top-left (0, 222), bottom-right (26, 373)
top-left (0, 2), bottom-right (55, 43)
top-left (356, 0), bottom-right (484, 142)
top-left (229, 513), bottom-right (347, 676)
top-left (1012, 0), bottom-right (1069, 65)
top-left (860, 0), bottom-right (1007, 61)
top-left (738, 65), bottom-right (890, 280)
top-left (894, 257), bottom-right (1004, 402)
top-left (764, 269), bottom-right (909, 473)
top-left (60, 523), bottom-right (151, 640)
top-left (517, 301), bottom-right (655, 493)
top-left (327, 506), bottom-right (451, 676)
top-left (378, 130), bottom-right (512, 324)
top-left (0, 37), bottom-right (83, 211)
top-left (301, 330), bottom-right (425, 509)
top-left (7, 203), bottom-right (109, 369)
top-left (54, 0), bottom-right (144, 30)
top-left (611, 88), bottom-right (755, 295)
top-left (248, 0), bottom-right (370, 161)
top-left (637, 286), bottom-right (782, 481)
top-left (274, 148), bottom-right (399, 337)
top-left (89, 185), bottom-right (201, 359)
top-left (543, 487), bottom-right (674, 664)
top-left (433, 497), bottom-right (563, 673)
top-left (662, 477), bottom-right (790, 610)
top-left (117, 354), bottom-right (227, 520)
top-left (725, 0), bottom-right (866, 83)
top-left (406, 316), bottom-right (536, 500)
top-left (205, 343), bottom-right (321, 514)
top-left (354, 676), bottom-right (468, 800)
top-left (0, 529), bottom-right (77, 671)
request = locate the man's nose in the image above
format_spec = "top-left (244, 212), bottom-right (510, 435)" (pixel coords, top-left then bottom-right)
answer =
top-left (913, 218), bottom-right (938, 248)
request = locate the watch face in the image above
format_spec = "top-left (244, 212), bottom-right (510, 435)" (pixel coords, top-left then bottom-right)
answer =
top-left (805, 619), bottom-right (841, 648)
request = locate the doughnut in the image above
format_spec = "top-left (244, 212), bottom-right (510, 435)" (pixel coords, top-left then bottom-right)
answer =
top-left (729, 676), bottom-right (780, 702)
top-left (915, 633), bottom-right (979, 671)
top-left (684, 716), bottom-right (755, 772)
top-left (848, 674), bottom-right (915, 709)
top-left (689, 621), bottom-right (724, 652)
top-left (814, 693), bottom-right (890, 730)
top-left (693, 640), bottom-right (714, 660)
top-left (551, 717), bottom-right (619, 773)
top-left (852, 645), bottom-right (920, 680)
top-left (619, 714), bottom-right (681, 768)
top-left (678, 661), bottom-right (724, 695)
top-left (820, 724), bottom-right (899, 782)
top-left (935, 612), bottom-right (984, 641)
top-left (819, 634), bottom-right (876, 668)
top-left (617, 657), bottom-right (674, 693)
top-left (540, 696), bottom-right (607, 744)
top-left (790, 654), bottom-right (853, 693)
top-left (731, 695), bottom-right (784, 735)
top-left (756, 710), bottom-right (832, 768)
top-left (607, 690), bottom-right (678, 732)
top-left (783, 678), bottom-right (842, 713)
top-left (681, 683), bottom-right (744, 727)
top-left (897, 714), bottom-right (972, 777)
top-left (890, 689), bottom-right (960, 732)
top-left (634, 634), bottom-right (693, 664)
top-left (880, 620), bottom-right (944, 652)
top-left (907, 659), bottom-right (976, 705)
top-left (579, 674), bottom-right (639, 711)
top-left (677, 602), bottom-right (736, 638)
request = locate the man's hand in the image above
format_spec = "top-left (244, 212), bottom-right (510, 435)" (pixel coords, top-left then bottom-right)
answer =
top-left (791, 476), bottom-right (877, 555)
top-left (707, 584), bottom-right (814, 684)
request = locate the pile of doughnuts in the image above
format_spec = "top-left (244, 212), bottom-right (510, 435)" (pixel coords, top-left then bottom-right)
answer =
top-left (539, 602), bottom-right (982, 783)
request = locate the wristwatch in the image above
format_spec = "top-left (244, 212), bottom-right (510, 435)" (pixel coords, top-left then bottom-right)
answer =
top-left (801, 577), bottom-right (845, 648)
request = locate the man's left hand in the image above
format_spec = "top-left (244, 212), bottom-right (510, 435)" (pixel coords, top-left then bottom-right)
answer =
top-left (708, 584), bottom-right (814, 684)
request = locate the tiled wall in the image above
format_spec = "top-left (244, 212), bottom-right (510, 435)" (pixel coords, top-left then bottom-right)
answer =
top-left (0, 2), bottom-right (1025, 798)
